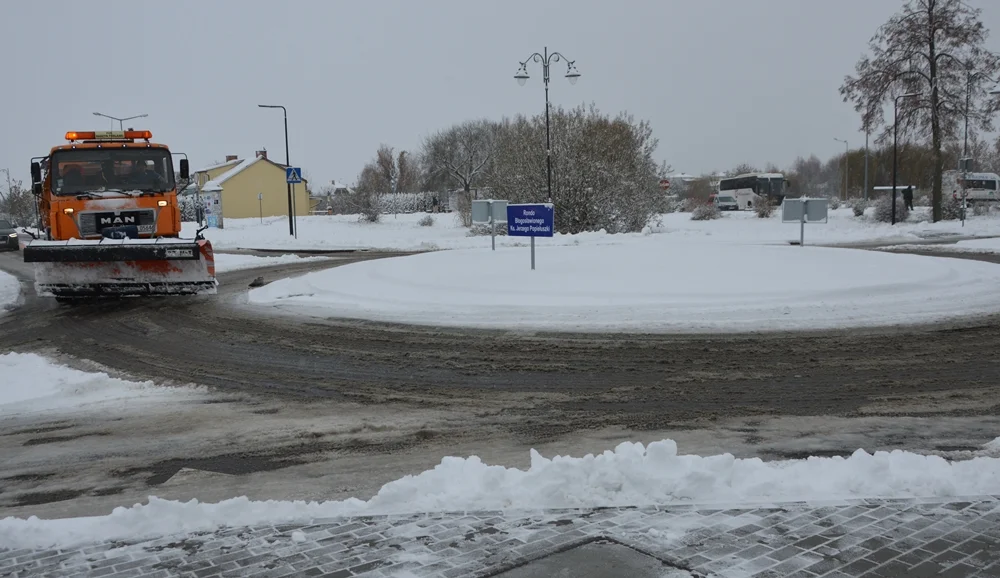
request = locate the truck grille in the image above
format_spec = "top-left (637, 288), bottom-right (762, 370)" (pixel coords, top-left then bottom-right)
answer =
top-left (79, 209), bottom-right (157, 237)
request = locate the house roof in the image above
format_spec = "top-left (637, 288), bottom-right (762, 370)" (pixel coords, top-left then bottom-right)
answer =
top-left (213, 157), bottom-right (262, 184)
top-left (198, 155), bottom-right (308, 186)
top-left (195, 158), bottom-right (241, 173)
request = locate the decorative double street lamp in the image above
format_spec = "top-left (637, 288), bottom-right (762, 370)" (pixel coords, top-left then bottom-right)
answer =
top-left (514, 47), bottom-right (580, 203)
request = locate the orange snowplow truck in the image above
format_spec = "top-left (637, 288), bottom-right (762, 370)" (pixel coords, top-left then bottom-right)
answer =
top-left (24, 130), bottom-right (217, 300)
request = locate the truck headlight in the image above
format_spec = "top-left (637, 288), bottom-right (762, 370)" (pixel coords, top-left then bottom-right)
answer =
top-left (157, 200), bottom-right (168, 207)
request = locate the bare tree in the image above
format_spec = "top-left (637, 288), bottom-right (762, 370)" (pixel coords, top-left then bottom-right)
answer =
top-left (683, 176), bottom-right (716, 204)
top-left (789, 155), bottom-right (825, 196)
top-left (423, 120), bottom-right (499, 226)
top-left (354, 144), bottom-right (421, 222)
top-left (727, 163), bottom-right (759, 176)
top-left (0, 169), bottom-right (35, 227)
top-left (840, 0), bottom-right (1000, 221)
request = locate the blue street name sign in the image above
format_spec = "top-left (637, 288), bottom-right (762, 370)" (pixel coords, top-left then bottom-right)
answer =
top-left (506, 203), bottom-right (554, 237)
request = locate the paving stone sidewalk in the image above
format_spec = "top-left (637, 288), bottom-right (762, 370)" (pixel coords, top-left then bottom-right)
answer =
top-left (3, 496), bottom-right (1000, 578)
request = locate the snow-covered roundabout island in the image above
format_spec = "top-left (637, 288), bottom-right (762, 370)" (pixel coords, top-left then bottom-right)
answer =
top-left (248, 242), bottom-right (1000, 333)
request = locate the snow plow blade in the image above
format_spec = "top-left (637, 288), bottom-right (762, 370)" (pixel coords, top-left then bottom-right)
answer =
top-left (23, 239), bottom-right (217, 298)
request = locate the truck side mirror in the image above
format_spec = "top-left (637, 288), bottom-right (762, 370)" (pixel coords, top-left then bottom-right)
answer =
top-left (30, 162), bottom-right (42, 184)
top-left (179, 159), bottom-right (190, 180)
top-left (33, 183), bottom-right (42, 196)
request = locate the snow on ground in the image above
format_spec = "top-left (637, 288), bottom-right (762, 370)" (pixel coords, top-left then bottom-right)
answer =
top-left (249, 241), bottom-right (1000, 333)
top-left (0, 269), bottom-right (19, 312)
top-left (876, 236), bottom-right (1000, 254)
top-left (212, 253), bottom-right (330, 273)
top-left (0, 353), bottom-right (206, 416)
top-left (181, 209), bottom-right (1000, 252)
top-left (3, 437), bottom-right (1000, 549)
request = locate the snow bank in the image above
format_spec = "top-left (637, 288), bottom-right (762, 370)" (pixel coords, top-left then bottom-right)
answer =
top-left (213, 253), bottom-right (331, 273)
top-left (0, 269), bottom-right (20, 312)
top-left (183, 213), bottom-right (624, 253)
top-left (181, 210), bottom-right (1000, 252)
top-left (955, 237), bottom-right (1000, 252)
top-left (876, 237), bottom-right (1000, 254)
top-left (3, 438), bottom-right (1000, 549)
top-left (249, 242), bottom-right (1000, 333)
top-left (0, 353), bottom-right (205, 415)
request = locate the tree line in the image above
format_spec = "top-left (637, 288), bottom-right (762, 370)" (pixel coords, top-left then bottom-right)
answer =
top-left (342, 104), bottom-right (667, 234)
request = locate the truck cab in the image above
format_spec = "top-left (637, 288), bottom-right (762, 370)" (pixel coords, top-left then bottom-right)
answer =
top-left (35, 130), bottom-right (188, 242)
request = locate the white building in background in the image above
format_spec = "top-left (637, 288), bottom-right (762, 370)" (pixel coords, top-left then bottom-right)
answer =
top-left (668, 172), bottom-right (699, 184)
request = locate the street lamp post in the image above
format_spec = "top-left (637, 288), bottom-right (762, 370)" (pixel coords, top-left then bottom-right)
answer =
top-left (834, 138), bottom-right (849, 200)
top-left (892, 92), bottom-right (920, 225)
top-left (863, 106), bottom-right (873, 201)
top-left (514, 47), bottom-right (580, 205)
top-left (92, 112), bottom-right (148, 130)
top-left (258, 104), bottom-right (294, 237)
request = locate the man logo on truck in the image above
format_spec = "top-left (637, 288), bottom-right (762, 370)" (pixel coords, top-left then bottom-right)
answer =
top-left (99, 215), bottom-right (136, 226)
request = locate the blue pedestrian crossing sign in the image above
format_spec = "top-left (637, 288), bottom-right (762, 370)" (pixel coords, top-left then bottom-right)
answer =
top-left (286, 167), bottom-right (303, 184)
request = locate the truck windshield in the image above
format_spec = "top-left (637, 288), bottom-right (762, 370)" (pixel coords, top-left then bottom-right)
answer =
top-left (50, 149), bottom-right (175, 195)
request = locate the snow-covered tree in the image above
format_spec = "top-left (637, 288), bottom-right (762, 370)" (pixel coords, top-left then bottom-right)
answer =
top-left (0, 169), bottom-right (35, 227)
top-left (840, 0), bottom-right (1000, 221)
top-left (354, 145), bottom-right (420, 222)
top-left (487, 104), bottom-right (662, 234)
top-left (422, 120), bottom-right (499, 226)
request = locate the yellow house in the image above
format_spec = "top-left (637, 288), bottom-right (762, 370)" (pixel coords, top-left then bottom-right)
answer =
top-left (193, 151), bottom-right (310, 219)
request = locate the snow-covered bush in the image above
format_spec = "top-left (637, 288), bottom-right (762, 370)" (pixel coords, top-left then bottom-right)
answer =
top-left (847, 198), bottom-right (869, 217)
top-left (916, 194), bottom-right (931, 207)
top-left (754, 198), bottom-right (775, 218)
top-left (467, 223), bottom-right (507, 237)
top-left (873, 195), bottom-right (909, 223)
top-left (356, 190), bottom-right (382, 223)
top-left (418, 214), bottom-right (435, 227)
top-left (973, 203), bottom-right (989, 217)
top-left (828, 197), bottom-right (841, 210)
top-left (941, 195), bottom-right (963, 220)
top-left (379, 193), bottom-right (432, 214)
top-left (178, 194), bottom-right (198, 222)
top-left (681, 198), bottom-right (702, 212)
top-left (487, 105), bottom-right (662, 234)
top-left (691, 204), bottom-right (721, 221)
top-left (664, 197), bottom-right (683, 214)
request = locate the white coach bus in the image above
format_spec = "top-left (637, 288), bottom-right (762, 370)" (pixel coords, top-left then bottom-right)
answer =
top-left (943, 170), bottom-right (1000, 203)
top-left (716, 173), bottom-right (789, 210)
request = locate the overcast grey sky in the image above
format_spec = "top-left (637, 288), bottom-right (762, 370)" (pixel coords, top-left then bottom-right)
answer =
top-left (2, 1), bottom-right (999, 187)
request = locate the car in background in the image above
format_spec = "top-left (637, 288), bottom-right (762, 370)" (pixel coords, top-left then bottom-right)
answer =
top-left (714, 194), bottom-right (740, 211)
top-left (0, 218), bottom-right (20, 251)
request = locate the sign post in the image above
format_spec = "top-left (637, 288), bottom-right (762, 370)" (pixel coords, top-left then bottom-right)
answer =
top-left (471, 199), bottom-right (508, 251)
top-left (258, 192), bottom-right (263, 223)
top-left (506, 203), bottom-right (554, 269)
top-left (286, 167), bottom-right (303, 239)
top-left (781, 197), bottom-right (829, 246)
